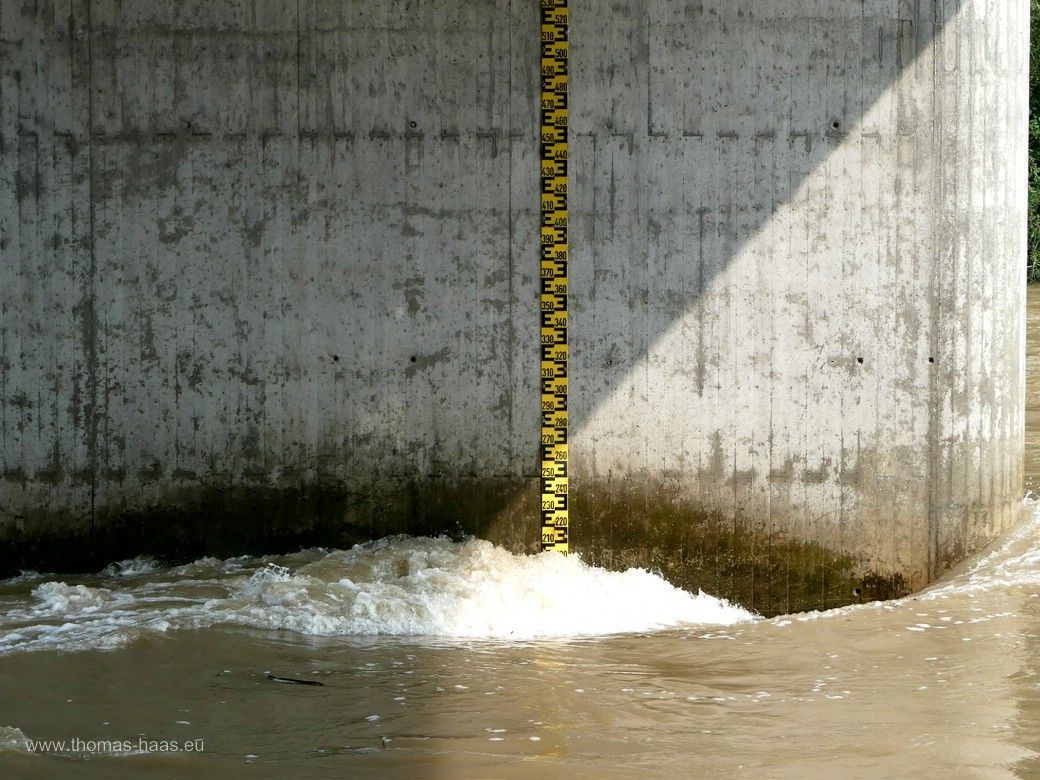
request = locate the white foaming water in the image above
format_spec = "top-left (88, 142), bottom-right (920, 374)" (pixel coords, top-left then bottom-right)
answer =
top-left (773, 499), bottom-right (1040, 626)
top-left (222, 537), bottom-right (753, 637)
top-left (100, 557), bottom-right (160, 578)
top-left (0, 537), bottom-right (753, 654)
top-left (30, 582), bottom-right (114, 613)
top-left (4, 502), bottom-right (1040, 655)
top-left (920, 497), bottom-right (1040, 599)
top-left (0, 726), bottom-right (30, 753)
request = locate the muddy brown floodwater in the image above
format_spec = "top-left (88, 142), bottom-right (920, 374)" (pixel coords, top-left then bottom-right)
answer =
top-left (0, 293), bottom-right (1039, 779)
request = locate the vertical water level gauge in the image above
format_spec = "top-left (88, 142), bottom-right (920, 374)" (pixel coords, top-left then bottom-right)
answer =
top-left (539, 0), bottom-right (569, 553)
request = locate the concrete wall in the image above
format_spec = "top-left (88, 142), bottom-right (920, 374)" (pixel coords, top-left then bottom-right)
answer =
top-left (0, 0), bottom-right (1027, 614)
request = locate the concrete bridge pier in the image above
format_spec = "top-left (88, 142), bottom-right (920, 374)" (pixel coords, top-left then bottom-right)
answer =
top-left (0, 0), bottom-right (1028, 614)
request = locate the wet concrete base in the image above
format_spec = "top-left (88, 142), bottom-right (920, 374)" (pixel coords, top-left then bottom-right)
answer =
top-left (0, 476), bottom-right (931, 617)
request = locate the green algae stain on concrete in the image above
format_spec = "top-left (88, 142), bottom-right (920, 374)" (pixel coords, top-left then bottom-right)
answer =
top-left (0, 476), bottom-right (916, 617)
top-left (566, 484), bottom-right (874, 617)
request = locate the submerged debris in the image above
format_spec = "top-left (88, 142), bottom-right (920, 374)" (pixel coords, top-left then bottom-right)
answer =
top-left (266, 673), bottom-right (324, 687)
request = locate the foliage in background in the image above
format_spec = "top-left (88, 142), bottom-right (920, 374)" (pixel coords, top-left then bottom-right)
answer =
top-left (1030, 0), bottom-right (1040, 281)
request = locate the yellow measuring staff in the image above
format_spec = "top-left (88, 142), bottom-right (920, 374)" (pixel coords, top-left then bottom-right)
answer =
top-left (539, 0), bottom-right (569, 553)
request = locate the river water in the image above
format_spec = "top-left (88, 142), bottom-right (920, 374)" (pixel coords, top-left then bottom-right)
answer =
top-left (1, 295), bottom-right (1039, 778)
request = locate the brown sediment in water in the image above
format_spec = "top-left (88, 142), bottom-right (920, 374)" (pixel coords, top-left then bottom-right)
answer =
top-left (3, 508), bottom-right (1040, 777)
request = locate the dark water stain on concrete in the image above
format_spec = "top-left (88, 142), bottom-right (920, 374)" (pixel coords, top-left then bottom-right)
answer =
top-left (0, 472), bottom-right (916, 617)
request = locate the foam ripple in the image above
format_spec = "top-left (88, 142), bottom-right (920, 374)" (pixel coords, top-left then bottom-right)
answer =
top-left (0, 536), bottom-right (754, 653)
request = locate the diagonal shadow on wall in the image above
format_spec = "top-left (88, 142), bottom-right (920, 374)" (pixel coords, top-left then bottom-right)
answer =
top-left (2, 0), bottom-right (1025, 616)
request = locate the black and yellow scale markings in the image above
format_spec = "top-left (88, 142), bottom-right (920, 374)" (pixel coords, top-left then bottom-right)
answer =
top-left (539, 0), bottom-right (568, 553)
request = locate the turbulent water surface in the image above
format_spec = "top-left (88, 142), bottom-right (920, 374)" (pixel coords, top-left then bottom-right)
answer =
top-left (0, 537), bottom-right (751, 656)
top-left (0, 511), bottom-right (1040, 778)
top-left (0, 295), bottom-right (1039, 778)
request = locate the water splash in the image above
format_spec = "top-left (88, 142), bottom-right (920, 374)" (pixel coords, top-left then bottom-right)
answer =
top-left (0, 536), bottom-right (753, 654)
top-left (0, 726), bottom-right (30, 753)
top-left (921, 498), bottom-right (1040, 599)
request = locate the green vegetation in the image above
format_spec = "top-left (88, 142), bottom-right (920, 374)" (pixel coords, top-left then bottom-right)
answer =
top-left (1030, 0), bottom-right (1040, 281)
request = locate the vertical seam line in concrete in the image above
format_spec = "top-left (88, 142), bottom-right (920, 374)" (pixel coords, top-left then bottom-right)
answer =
top-left (296, 0), bottom-right (302, 141)
top-left (924, 1), bottom-right (943, 581)
top-left (645, 14), bottom-right (652, 136)
top-left (505, 0), bottom-right (514, 467)
top-left (85, 0), bottom-right (98, 532)
top-left (295, 0), bottom-right (303, 190)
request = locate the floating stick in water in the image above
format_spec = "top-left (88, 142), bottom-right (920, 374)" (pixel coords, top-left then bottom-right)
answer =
top-left (266, 672), bottom-right (324, 687)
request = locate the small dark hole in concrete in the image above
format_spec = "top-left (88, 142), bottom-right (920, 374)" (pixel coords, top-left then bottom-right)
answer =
top-left (832, 120), bottom-right (841, 130)
top-left (856, 357), bottom-right (864, 365)
top-left (928, 357), bottom-right (935, 364)
top-left (409, 121), bottom-right (417, 128)
top-left (853, 586), bottom-right (863, 597)
top-left (410, 356), bottom-right (417, 363)
top-left (332, 355), bottom-right (339, 363)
